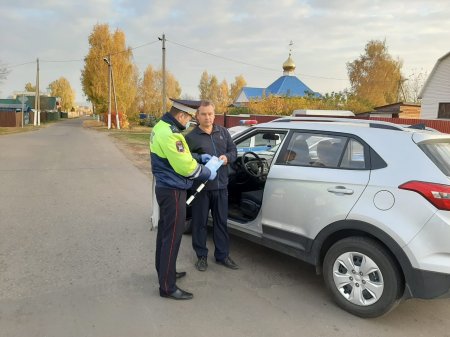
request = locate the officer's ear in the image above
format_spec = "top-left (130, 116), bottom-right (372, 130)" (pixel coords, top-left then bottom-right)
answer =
top-left (175, 111), bottom-right (185, 121)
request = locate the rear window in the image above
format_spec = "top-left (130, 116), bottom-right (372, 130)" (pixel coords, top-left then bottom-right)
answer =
top-left (419, 140), bottom-right (450, 176)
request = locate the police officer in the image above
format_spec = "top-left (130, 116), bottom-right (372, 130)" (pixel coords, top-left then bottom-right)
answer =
top-left (150, 102), bottom-right (215, 300)
top-left (185, 100), bottom-right (238, 271)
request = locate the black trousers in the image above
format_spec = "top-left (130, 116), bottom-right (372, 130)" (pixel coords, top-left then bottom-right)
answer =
top-left (155, 187), bottom-right (186, 295)
top-left (191, 188), bottom-right (229, 261)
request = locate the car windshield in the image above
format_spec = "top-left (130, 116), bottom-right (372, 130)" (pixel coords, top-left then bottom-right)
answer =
top-left (228, 126), bottom-right (250, 137)
top-left (419, 140), bottom-right (450, 176)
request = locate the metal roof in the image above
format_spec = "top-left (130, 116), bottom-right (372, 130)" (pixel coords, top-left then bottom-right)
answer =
top-left (0, 98), bottom-right (21, 105)
top-left (242, 87), bottom-right (265, 99)
top-left (418, 51), bottom-right (450, 99)
top-left (266, 75), bottom-right (318, 97)
top-left (238, 76), bottom-right (321, 102)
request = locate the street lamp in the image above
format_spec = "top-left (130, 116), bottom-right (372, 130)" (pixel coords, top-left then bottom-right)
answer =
top-left (103, 56), bottom-right (120, 129)
top-left (103, 56), bottom-right (112, 129)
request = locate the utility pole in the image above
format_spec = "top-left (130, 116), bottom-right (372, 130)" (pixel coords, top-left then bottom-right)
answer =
top-left (111, 66), bottom-right (120, 129)
top-left (159, 33), bottom-right (167, 114)
top-left (21, 93), bottom-right (25, 128)
top-left (103, 55), bottom-right (112, 129)
top-left (35, 58), bottom-right (40, 126)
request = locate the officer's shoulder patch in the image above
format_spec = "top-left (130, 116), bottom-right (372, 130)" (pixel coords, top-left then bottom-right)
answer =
top-left (169, 125), bottom-right (180, 133)
top-left (175, 141), bottom-right (185, 152)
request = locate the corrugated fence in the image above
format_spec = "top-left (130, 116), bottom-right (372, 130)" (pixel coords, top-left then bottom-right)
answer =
top-left (215, 114), bottom-right (450, 133)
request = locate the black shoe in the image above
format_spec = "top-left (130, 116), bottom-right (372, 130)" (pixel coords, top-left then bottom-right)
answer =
top-left (195, 256), bottom-right (208, 271)
top-left (176, 271), bottom-right (186, 279)
top-left (160, 287), bottom-right (193, 300)
top-left (216, 256), bottom-right (239, 270)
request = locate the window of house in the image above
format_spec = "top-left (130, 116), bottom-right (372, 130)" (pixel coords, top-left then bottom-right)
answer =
top-left (438, 103), bottom-right (450, 119)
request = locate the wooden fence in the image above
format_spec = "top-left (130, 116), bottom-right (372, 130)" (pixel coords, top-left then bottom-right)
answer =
top-left (0, 111), bottom-right (23, 127)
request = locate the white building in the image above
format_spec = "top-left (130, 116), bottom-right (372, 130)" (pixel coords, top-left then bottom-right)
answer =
top-left (419, 51), bottom-right (450, 119)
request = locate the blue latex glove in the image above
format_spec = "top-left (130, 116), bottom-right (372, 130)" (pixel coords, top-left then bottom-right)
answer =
top-left (208, 169), bottom-right (217, 181)
top-left (200, 154), bottom-right (212, 164)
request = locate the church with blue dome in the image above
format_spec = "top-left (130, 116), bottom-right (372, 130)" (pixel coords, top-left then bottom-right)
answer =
top-left (233, 52), bottom-right (321, 106)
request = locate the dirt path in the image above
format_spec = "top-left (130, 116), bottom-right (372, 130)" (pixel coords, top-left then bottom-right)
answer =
top-left (83, 119), bottom-right (152, 178)
top-left (110, 135), bottom-right (151, 178)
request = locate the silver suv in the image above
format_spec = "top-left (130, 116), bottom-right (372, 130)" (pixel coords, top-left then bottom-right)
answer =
top-left (153, 117), bottom-right (450, 317)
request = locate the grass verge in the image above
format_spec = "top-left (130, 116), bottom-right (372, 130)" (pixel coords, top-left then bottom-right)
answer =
top-left (83, 120), bottom-right (152, 177)
top-left (0, 125), bottom-right (42, 136)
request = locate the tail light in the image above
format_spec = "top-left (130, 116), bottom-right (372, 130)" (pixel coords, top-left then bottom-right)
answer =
top-left (399, 181), bottom-right (450, 211)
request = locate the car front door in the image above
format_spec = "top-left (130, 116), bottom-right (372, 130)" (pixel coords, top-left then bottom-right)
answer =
top-left (260, 131), bottom-right (371, 249)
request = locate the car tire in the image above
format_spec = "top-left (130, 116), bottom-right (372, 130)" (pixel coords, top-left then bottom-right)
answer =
top-left (323, 236), bottom-right (402, 318)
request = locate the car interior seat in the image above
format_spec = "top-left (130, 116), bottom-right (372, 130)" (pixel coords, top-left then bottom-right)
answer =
top-left (287, 139), bottom-right (311, 165)
top-left (240, 190), bottom-right (263, 219)
top-left (316, 140), bottom-right (339, 167)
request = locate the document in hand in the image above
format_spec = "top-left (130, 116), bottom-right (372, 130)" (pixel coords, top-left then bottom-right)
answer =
top-left (205, 156), bottom-right (224, 173)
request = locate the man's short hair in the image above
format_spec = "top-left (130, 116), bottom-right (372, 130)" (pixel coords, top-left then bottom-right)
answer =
top-left (197, 100), bottom-right (215, 112)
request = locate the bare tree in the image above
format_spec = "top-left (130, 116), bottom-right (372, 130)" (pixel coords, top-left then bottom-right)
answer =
top-left (400, 69), bottom-right (428, 103)
top-left (0, 60), bottom-right (10, 86)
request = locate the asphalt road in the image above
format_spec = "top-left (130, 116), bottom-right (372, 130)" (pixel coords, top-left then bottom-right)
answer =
top-left (0, 118), bottom-right (449, 337)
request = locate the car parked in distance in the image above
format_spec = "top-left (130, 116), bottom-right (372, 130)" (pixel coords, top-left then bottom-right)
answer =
top-left (152, 116), bottom-right (450, 317)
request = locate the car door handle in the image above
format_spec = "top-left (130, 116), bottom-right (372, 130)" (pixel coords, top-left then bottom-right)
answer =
top-left (327, 186), bottom-right (354, 195)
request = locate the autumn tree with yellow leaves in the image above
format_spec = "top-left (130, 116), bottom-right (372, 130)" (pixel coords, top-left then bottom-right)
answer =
top-left (347, 40), bottom-right (403, 108)
top-left (25, 82), bottom-right (36, 92)
top-left (138, 65), bottom-right (181, 118)
top-left (229, 75), bottom-right (246, 102)
top-left (81, 23), bottom-right (138, 127)
top-left (48, 77), bottom-right (75, 111)
top-left (198, 71), bottom-right (247, 113)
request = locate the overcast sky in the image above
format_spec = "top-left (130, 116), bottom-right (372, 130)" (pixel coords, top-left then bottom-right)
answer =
top-left (1, 0), bottom-right (449, 104)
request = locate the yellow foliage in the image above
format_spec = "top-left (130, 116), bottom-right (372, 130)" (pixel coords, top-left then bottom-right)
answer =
top-left (48, 77), bottom-right (75, 111)
top-left (243, 94), bottom-right (371, 116)
top-left (347, 40), bottom-right (403, 108)
top-left (81, 23), bottom-right (138, 122)
top-left (138, 65), bottom-right (181, 117)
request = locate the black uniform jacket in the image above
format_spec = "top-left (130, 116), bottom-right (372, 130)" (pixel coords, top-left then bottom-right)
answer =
top-left (185, 124), bottom-right (237, 191)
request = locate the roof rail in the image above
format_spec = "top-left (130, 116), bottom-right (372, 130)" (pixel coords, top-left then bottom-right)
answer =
top-left (270, 116), bottom-right (404, 131)
top-left (408, 123), bottom-right (426, 130)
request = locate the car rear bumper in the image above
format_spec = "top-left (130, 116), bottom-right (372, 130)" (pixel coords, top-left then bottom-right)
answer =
top-left (405, 268), bottom-right (450, 299)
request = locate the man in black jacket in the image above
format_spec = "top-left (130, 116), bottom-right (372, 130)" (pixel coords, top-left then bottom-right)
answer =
top-left (185, 100), bottom-right (238, 271)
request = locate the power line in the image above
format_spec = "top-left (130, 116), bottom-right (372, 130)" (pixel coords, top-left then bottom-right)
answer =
top-left (108, 39), bottom-right (160, 57)
top-left (7, 40), bottom-right (160, 66)
top-left (41, 59), bottom-right (83, 63)
top-left (3, 61), bottom-right (36, 70)
top-left (3, 38), bottom-right (351, 85)
top-left (3, 38), bottom-right (403, 86)
top-left (167, 39), bottom-right (280, 72)
top-left (127, 39), bottom-right (160, 51)
top-left (4, 38), bottom-right (348, 82)
top-left (167, 39), bottom-right (349, 81)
